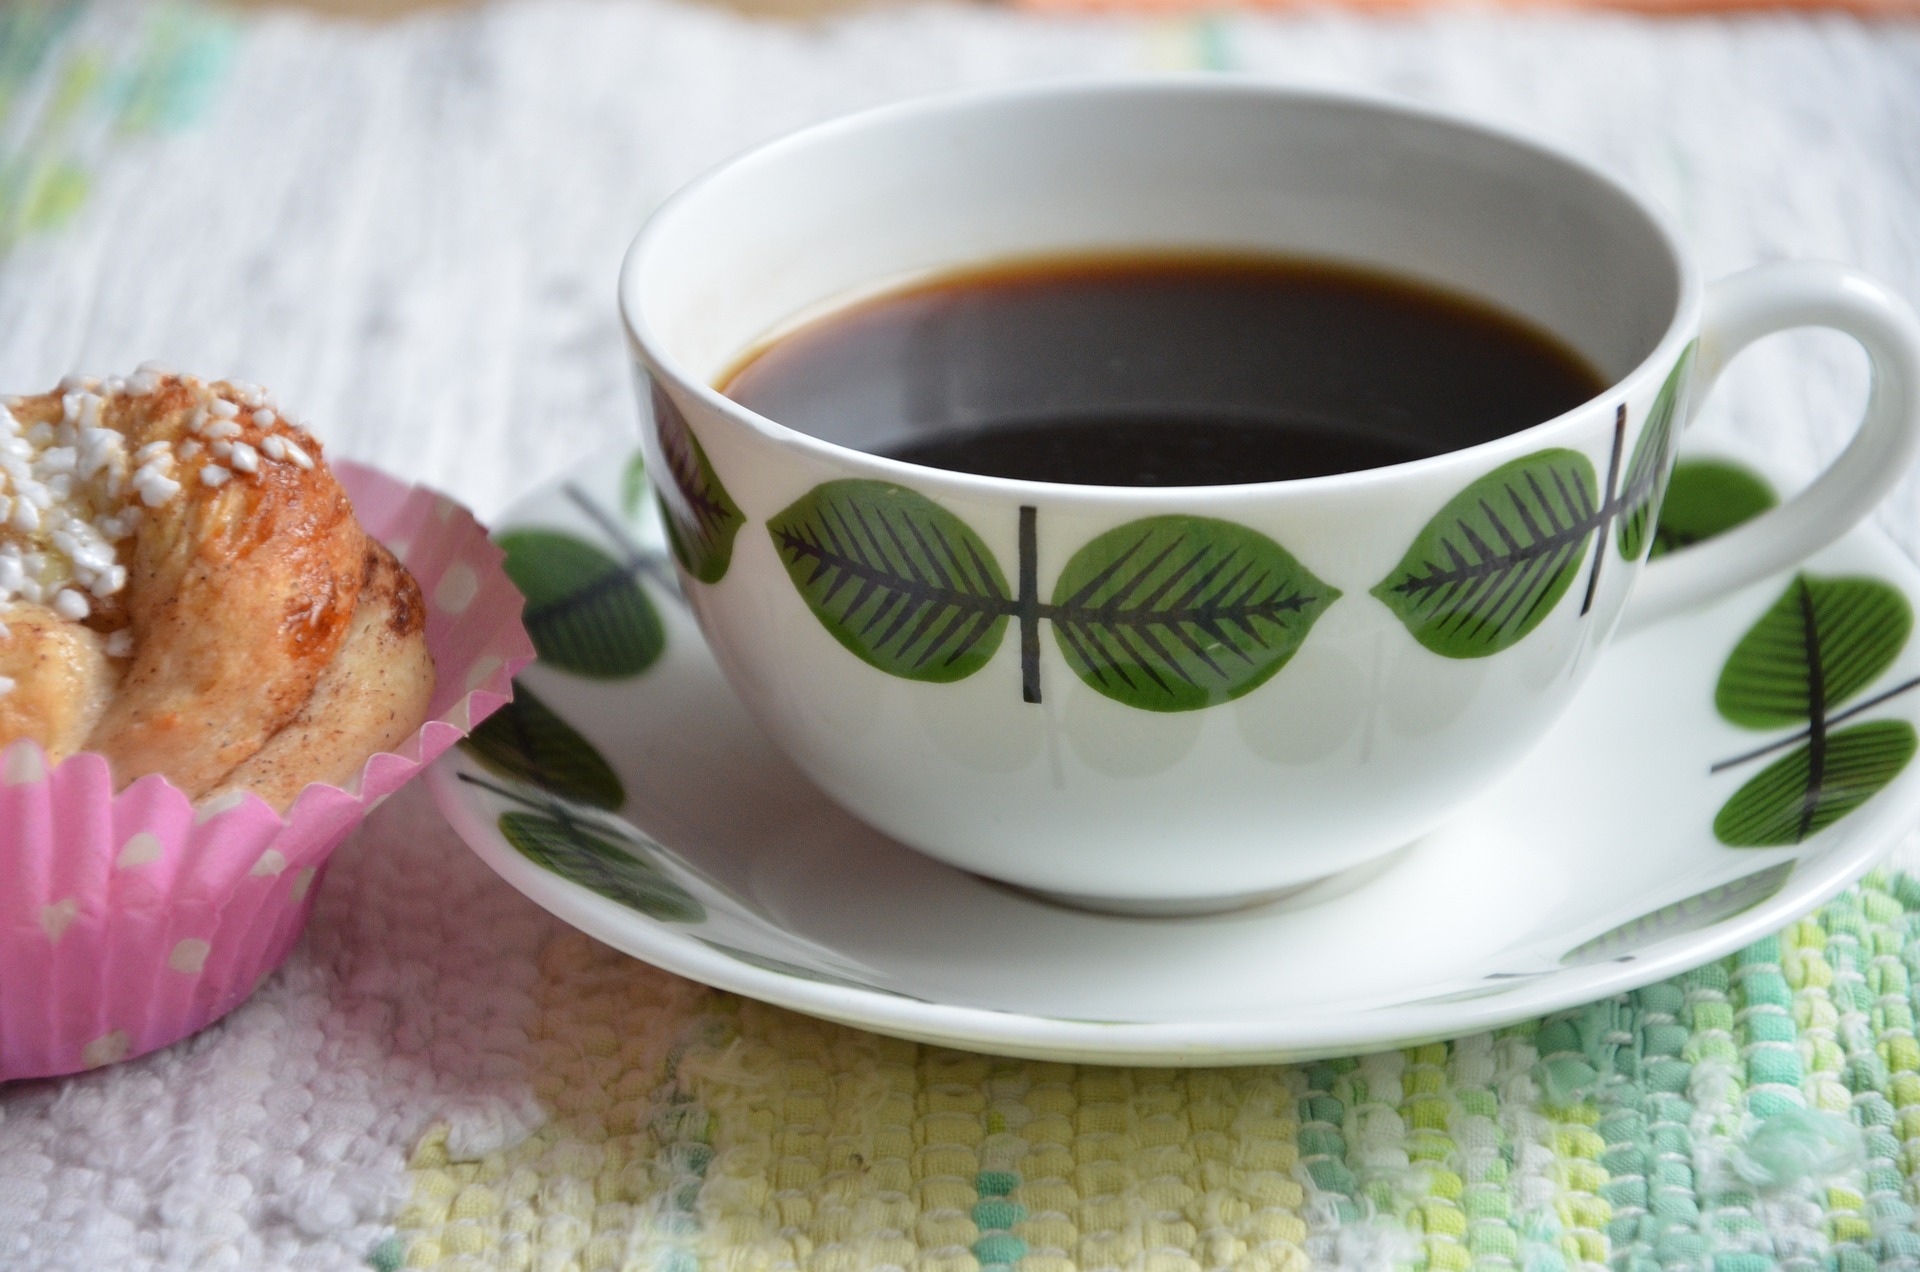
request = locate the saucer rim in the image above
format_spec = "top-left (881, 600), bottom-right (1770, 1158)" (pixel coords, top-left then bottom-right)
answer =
top-left (431, 752), bottom-right (1901, 1064)
top-left (431, 445), bottom-right (1920, 1065)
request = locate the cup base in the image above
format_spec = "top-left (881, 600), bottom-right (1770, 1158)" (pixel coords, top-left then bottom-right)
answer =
top-left (1007, 879), bottom-right (1316, 918)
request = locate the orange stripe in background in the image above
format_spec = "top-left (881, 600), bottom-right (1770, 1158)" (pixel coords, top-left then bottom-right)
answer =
top-left (1020, 0), bottom-right (1919, 14)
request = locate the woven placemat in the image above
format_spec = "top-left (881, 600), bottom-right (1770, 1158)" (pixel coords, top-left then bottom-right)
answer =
top-left (385, 869), bottom-right (1920, 1272)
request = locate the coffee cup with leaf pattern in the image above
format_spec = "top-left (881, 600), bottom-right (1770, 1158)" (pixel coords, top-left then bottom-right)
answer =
top-left (617, 79), bottom-right (1920, 914)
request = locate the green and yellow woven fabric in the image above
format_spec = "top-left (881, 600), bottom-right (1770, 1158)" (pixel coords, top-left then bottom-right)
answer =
top-left (388, 868), bottom-right (1920, 1272)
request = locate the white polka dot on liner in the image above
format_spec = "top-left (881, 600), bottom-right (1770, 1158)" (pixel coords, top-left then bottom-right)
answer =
top-left (433, 562), bottom-right (479, 615)
top-left (116, 831), bottom-right (163, 868)
top-left (39, 898), bottom-right (78, 943)
top-left (3, 742), bottom-right (43, 785)
top-left (193, 790), bottom-right (249, 824)
top-left (167, 938), bottom-right (211, 975)
top-left (82, 1031), bottom-right (129, 1068)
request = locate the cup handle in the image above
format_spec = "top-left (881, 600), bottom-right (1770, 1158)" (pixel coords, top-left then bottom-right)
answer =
top-left (1620, 261), bottom-right (1920, 635)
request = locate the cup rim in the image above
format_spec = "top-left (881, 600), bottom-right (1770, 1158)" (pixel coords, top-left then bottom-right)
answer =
top-left (619, 74), bottom-right (1705, 503)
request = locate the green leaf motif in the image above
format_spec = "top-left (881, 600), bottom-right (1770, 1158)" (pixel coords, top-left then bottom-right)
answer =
top-left (499, 811), bottom-right (705, 923)
top-left (621, 451), bottom-right (649, 521)
top-left (1617, 344), bottom-right (1694, 560)
top-left (498, 529), bottom-right (665, 678)
top-left (697, 940), bottom-right (915, 998)
top-left (1561, 861), bottom-right (1795, 965)
top-left (1372, 448), bottom-right (1600, 658)
top-left (1050, 515), bottom-right (1339, 712)
top-left (768, 479), bottom-right (1012, 683)
top-left (1715, 575), bottom-right (1912, 730)
top-left (1714, 721), bottom-right (1917, 846)
top-left (652, 381), bottom-right (744, 584)
top-left (461, 682), bottom-right (625, 810)
top-left (1649, 459), bottom-right (1777, 559)
top-left (1397, 978), bottom-right (1550, 1008)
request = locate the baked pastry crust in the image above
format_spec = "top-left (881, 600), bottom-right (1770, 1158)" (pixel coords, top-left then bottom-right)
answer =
top-left (0, 606), bottom-right (113, 762)
top-left (208, 540), bottom-right (433, 809)
top-left (0, 372), bottom-right (434, 808)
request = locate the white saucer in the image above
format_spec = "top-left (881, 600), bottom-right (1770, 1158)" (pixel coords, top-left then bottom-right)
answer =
top-left (429, 443), bottom-right (1920, 1064)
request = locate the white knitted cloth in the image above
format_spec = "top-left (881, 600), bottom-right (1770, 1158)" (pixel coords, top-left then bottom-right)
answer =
top-left (1, 2), bottom-right (1919, 1267)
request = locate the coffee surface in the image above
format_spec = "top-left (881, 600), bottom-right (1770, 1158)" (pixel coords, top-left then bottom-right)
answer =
top-left (721, 254), bottom-right (1607, 486)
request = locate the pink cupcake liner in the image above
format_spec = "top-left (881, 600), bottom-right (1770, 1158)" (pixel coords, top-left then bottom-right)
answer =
top-left (0, 462), bottom-right (534, 1081)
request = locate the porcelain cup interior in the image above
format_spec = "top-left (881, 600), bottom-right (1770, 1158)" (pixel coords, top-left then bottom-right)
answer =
top-left (620, 79), bottom-right (1701, 914)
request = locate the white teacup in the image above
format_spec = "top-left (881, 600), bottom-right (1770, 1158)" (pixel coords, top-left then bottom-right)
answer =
top-left (619, 78), bottom-right (1920, 914)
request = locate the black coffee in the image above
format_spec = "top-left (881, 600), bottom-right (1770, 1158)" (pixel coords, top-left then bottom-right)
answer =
top-left (720, 253), bottom-right (1606, 486)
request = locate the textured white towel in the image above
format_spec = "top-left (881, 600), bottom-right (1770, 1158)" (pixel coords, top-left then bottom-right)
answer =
top-left (2, 2), bottom-right (1919, 1267)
